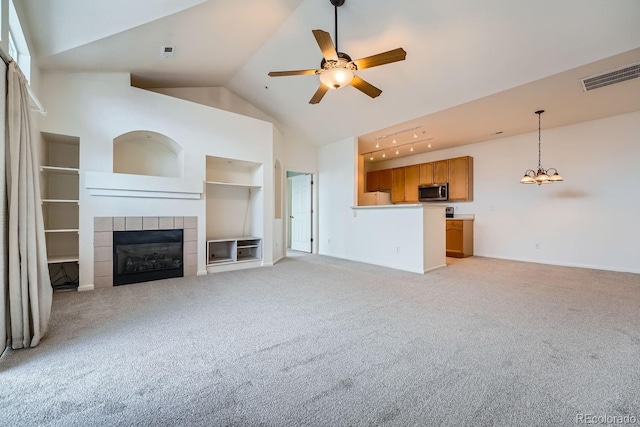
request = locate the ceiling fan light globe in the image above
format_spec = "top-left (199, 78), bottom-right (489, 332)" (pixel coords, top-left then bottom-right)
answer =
top-left (319, 68), bottom-right (354, 89)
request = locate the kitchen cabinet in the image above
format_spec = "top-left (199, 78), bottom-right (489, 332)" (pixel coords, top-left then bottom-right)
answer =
top-left (433, 160), bottom-right (448, 184)
top-left (448, 156), bottom-right (473, 201)
top-left (366, 169), bottom-right (392, 192)
top-left (446, 219), bottom-right (474, 258)
top-left (391, 167), bottom-right (405, 203)
top-left (404, 165), bottom-right (420, 203)
top-left (419, 162), bottom-right (434, 186)
top-left (366, 170), bottom-right (380, 192)
top-left (379, 169), bottom-right (392, 191)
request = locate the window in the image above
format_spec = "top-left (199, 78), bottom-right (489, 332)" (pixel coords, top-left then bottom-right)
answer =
top-left (8, 0), bottom-right (30, 81)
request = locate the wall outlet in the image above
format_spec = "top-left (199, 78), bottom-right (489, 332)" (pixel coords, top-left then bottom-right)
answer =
top-left (535, 243), bottom-right (540, 249)
top-left (396, 246), bottom-right (400, 253)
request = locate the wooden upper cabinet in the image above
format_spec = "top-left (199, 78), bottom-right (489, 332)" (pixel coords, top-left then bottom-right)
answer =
top-left (366, 168), bottom-right (392, 192)
top-left (433, 160), bottom-right (449, 184)
top-left (448, 156), bottom-right (473, 201)
top-left (404, 165), bottom-right (420, 203)
top-left (379, 169), bottom-right (392, 191)
top-left (391, 167), bottom-right (405, 203)
top-left (419, 163), bottom-right (434, 186)
top-left (366, 170), bottom-right (380, 192)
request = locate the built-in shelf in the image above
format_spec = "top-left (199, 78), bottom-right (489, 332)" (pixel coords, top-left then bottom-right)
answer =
top-left (206, 237), bottom-right (262, 266)
top-left (41, 132), bottom-right (81, 291)
top-left (205, 181), bottom-right (262, 189)
top-left (40, 166), bottom-right (80, 175)
top-left (47, 255), bottom-right (80, 264)
top-left (42, 199), bottom-right (79, 204)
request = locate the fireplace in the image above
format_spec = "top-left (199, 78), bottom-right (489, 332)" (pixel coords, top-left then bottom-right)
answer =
top-left (113, 229), bottom-right (184, 286)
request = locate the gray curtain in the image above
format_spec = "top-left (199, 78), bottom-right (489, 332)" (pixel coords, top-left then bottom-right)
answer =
top-left (3, 61), bottom-right (51, 349)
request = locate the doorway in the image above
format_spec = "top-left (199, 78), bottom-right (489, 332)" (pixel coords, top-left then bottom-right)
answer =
top-left (287, 172), bottom-right (313, 253)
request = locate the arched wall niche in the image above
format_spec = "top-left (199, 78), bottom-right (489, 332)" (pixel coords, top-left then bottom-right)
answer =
top-left (113, 130), bottom-right (184, 178)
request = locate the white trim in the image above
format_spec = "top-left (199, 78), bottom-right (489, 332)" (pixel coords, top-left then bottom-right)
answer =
top-left (77, 284), bottom-right (94, 292)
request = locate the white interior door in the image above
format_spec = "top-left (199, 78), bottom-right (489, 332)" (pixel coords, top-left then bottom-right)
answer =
top-left (289, 174), bottom-right (312, 252)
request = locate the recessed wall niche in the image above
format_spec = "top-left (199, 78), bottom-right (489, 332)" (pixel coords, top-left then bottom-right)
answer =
top-left (113, 130), bottom-right (184, 178)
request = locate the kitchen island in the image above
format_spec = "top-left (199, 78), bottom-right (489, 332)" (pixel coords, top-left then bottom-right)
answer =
top-left (349, 204), bottom-right (446, 274)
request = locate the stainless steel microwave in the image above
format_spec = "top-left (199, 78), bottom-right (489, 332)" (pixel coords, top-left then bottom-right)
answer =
top-left (419, 183), bottom-right (448, 202)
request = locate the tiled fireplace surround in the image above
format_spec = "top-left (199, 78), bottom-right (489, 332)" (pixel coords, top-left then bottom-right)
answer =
top-left (93, 216), bottom-right (197, 288)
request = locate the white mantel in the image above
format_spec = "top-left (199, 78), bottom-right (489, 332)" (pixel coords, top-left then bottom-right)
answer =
top-left (85, 171), bottom-right (203, 199)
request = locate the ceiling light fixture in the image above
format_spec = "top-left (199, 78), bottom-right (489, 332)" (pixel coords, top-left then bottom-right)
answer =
top-left (369, 153), bottom-right (374, 161)
top-left (520, 110), bottom-right (563, 185)
top-left (395, 149), bottom-right (399, 155)
top-left (382, 152), bottom-right (386, 158)
top-left (410, 144), bottom-right (414, 152)
top-left (413, 129), bottom-right (418, 139)
top-left (392, 137), bottom-right (397, 144)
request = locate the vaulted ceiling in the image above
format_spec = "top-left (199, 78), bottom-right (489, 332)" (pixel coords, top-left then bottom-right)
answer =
top-left (19, 0), bottom-right (640, 155)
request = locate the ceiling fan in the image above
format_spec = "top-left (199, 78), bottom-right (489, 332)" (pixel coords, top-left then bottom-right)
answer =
top-left (268, 0), bottom-right (407, 104)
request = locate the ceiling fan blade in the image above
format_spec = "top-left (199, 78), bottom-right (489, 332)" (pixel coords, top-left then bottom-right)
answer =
top-left (309, 84), bottom-right (329, 104)
top-left (268, 69), bottom-right (318, 77)
top-left (312, 29), bottom-right (338, 62)
top-left (352, 48), bottom-right (407, 70)
top-left (350, 76), bottom-right (382, 98)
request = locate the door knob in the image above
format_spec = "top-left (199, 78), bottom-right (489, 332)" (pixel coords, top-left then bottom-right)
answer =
top-left (290, 215), bottom-right (294, 218)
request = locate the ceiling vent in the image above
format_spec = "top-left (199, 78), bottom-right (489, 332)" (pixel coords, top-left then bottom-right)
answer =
top-left (580, 63), bottom-right (639, 92)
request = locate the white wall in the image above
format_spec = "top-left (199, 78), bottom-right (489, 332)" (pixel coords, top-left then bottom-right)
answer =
top-left (320, 112), bottom-right (640, 274)
top-left (318, 137), bottom-right (358, 258)
top-left (39, 72), bottom-right (277, 287)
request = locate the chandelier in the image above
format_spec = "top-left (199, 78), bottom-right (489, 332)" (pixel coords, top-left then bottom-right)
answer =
top-left (520, 110), bottom-right (563, 185)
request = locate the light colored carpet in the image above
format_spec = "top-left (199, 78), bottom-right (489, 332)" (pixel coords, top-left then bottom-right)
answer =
top-left (1, 254), bottom-right (639, 426)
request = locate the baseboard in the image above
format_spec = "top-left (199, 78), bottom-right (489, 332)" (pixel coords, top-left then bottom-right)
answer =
top-left (424, 263), bottom-right (447, 273)
top-left (77, 284), bottom-right (94, 292)
top-left (318, 252), bottom-right (425, 274)
top-left (476, 254), bottom-right (640, 275)
top-left (196, 270), bottom-right (207, 276)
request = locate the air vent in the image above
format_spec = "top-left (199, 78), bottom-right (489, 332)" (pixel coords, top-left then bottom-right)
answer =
top-left (580, 63), bottom-right (639, 92)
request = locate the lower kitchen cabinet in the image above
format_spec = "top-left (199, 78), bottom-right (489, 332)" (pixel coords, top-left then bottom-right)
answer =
top-left (446, 219), bottom-right (474, 257)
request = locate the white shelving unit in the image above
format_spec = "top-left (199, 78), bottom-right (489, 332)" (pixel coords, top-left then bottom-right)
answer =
top-left (206, 237), bottom-right (262, 266)
top-left (40, 132), bottom-right (80, 290)
top-left (205, 156), bottom-right (264, 273)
